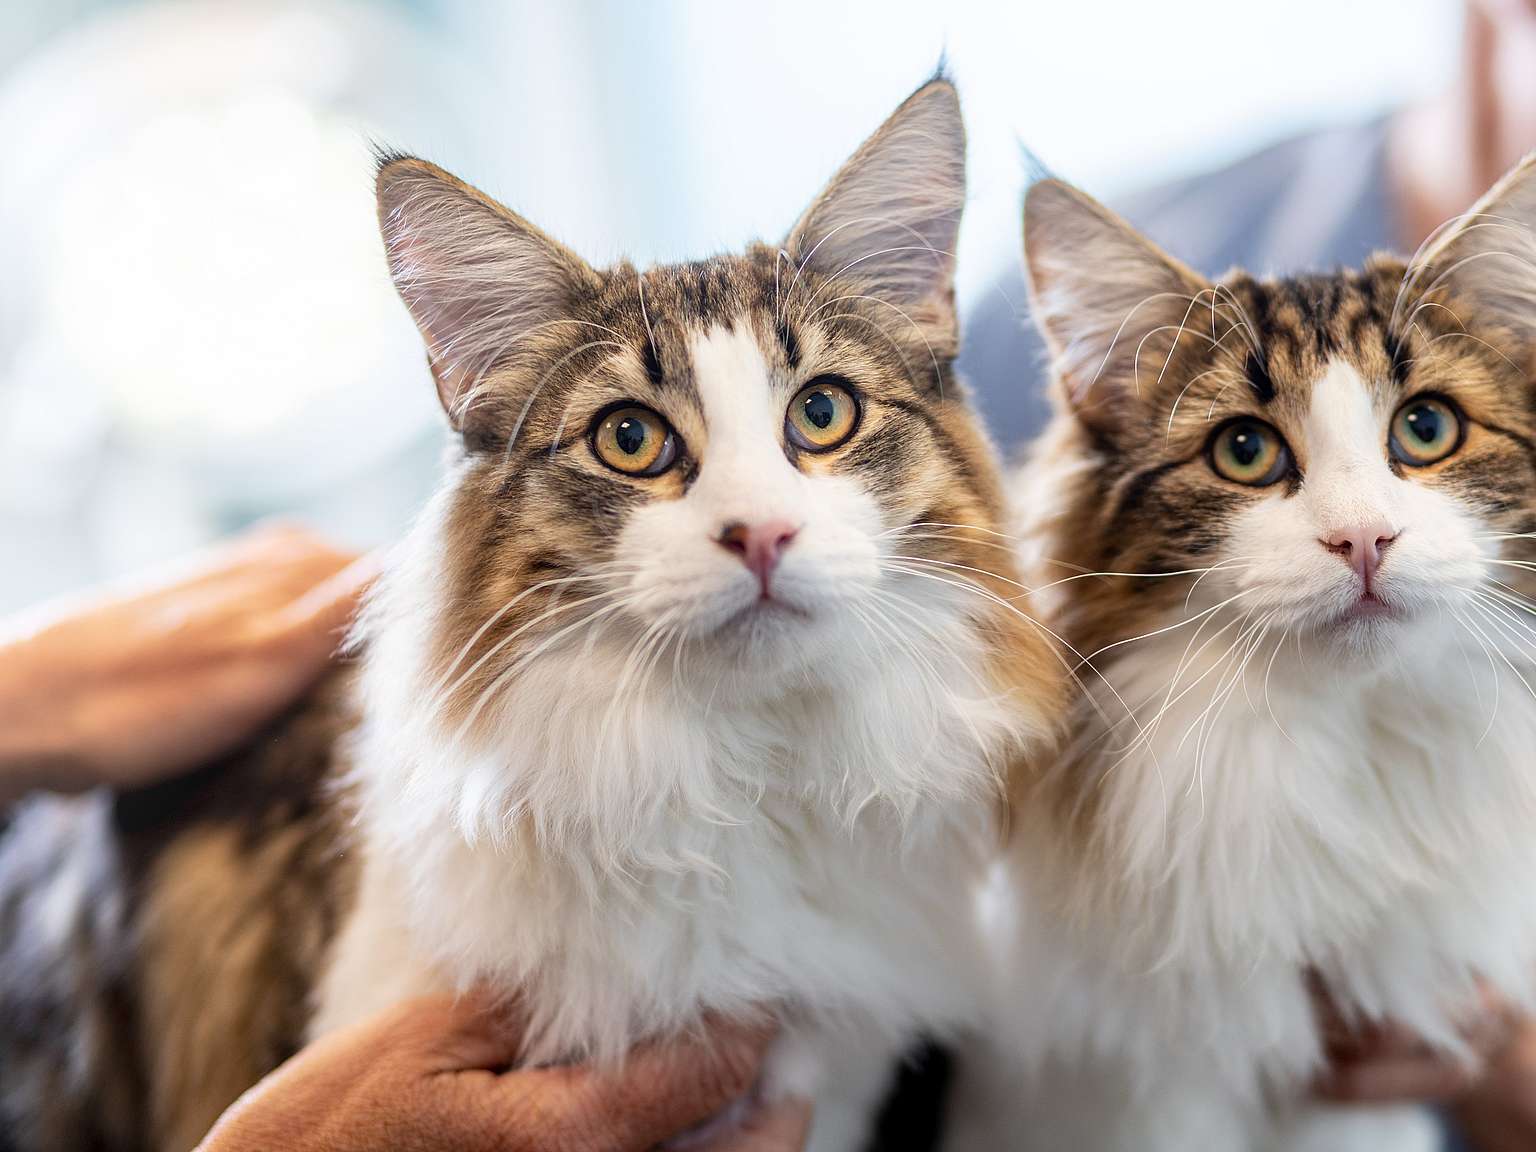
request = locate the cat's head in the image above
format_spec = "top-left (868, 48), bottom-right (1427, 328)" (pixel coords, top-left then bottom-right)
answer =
top-left (371, 79), bottom-right (1058, 813)
top-left (1020, 159), bottom-right (1536, 670)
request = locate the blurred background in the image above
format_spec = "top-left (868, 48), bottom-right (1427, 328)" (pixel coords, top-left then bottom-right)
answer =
top-left (0, 0), bottom-right (1456, 612)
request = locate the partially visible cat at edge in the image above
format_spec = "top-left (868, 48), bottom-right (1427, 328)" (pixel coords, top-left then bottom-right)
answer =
top-left (0, 77), bottom-right (1066, 1152)
top-left (946, 158), bottom-right (1536, 1152)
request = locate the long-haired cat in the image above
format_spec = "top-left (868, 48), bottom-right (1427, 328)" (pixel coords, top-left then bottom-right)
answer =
top-left (0, 78), bottom-right (1063, 1152)
top-left (947, 159), bottom-right (1536, 1151)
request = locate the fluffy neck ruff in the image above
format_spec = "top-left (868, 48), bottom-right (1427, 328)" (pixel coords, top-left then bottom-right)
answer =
top-left (1046, 619), bottom-right (1536, 939)
top-left (343, 485), bottom-right (1047, 1062)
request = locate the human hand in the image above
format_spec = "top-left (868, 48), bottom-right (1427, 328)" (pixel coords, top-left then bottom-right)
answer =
top-left (1310, 976), bottom-right (1519, 1105)
top-left (1451, 1016), bottom-right (1536, 1152)
top-left (195, 991), bottom-right (809, 1152)
top-left (1310, 974), bottom-right (1536, 1152)
top-left (0, 523), bottom-right (374, 802)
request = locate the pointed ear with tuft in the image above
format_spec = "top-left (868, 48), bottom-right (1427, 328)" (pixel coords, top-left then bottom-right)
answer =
top-left (784, 77), bottom-right (966, 318)
top-left (1399, 153), bottom-right (1536, 360)
top-left (1024, 178), bottom-right (1212, 434)
top-left (376, 156), bottom-right (601, 431)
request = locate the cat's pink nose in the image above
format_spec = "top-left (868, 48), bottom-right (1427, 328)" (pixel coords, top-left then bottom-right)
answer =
top-left (716, 519), bottom-right (798, 594)
top-left (1321, 522), bottom-right (1398, 591)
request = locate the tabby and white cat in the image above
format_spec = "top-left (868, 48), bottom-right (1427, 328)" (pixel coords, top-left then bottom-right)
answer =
top-left (948, 160), bottom-right (1536, 1151)
top-left (0, 78), bottom-right (1062, 1152)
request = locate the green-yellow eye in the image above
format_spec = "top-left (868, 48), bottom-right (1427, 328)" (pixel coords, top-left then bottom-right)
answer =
top-left (786, 377), bottom-right (859, 452)
top-left (1209, 419), bottom-right (1291, 487)
top-left (591, 405), bottom-right (677, 475)
top-left (1390, 396), bottom-right (1462, 466)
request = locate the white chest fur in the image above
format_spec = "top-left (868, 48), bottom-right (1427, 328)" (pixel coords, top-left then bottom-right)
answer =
top-left (968, 616), bottom-right (1536, 1151)
top-left (309, 504), bottom-right (1030, 1148)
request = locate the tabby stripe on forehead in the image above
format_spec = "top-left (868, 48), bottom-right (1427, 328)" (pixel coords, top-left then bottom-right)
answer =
top-left (640, 340), bottom-right (665, 387)
top-left (1383, 332), bottom-right (1410, 385)
top-left (1246, 279), bottom-right (1272, 334)
top-left (1313, 280), bottom-right (1343, 356)
top-left (1244, 352), bottom-right (1275, 403)
top-left (776, 319), bottom-right (801, 369)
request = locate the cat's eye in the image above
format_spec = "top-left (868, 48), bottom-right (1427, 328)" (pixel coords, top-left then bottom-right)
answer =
top-left (786, 377), bottom-right (859, 452)
top-left (1390, 396), bottom-right (1462, 467)
top-left (591, 405), bottom-right (677, 476)
top-left (1208, 419), bottom-right (1292, 487)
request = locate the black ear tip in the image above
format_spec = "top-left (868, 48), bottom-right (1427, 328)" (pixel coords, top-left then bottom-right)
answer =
top-left (373, 153), bottom-right (452, 217)
top-left (370, 141), bottom-right (414, 177)
top-left (1018, 143), bottom-right (1055, 189)
top-left (928, 49), bottom-right (953, 88)
top-left (907, 60), bottom-right (959, 118)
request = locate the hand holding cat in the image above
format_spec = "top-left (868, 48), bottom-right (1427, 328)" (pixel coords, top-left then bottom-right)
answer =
top-left (194, 991), bottom-right (810, 1152)
top-left (0, 522), bottom-right (374, 804)
top-left (1312, 976), bottom-right (1536, 1150)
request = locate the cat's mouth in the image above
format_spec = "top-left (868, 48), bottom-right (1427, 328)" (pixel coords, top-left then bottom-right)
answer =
top-left (705, 594), bottom-right (814, 642)
top-left (1327, 591), bottom-right (1401, 627)
top-left (729, 596), bottom-right (812, 625)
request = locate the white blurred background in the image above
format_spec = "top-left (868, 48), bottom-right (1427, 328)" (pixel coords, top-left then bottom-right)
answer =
top-left (0, 0), bottom-right (1457, 611)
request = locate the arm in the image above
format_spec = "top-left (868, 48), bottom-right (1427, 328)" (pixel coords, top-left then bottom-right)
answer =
top-left (1313, 977), bottom-right (1536, 1152)
top-left (0, 523), bottom-right (373, 806)
top-left (196, 992), bottom-right (810, 1152)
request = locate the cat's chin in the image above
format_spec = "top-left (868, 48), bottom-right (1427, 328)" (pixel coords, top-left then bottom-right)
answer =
top-left (678, 600), bottom-right (878, 699)
top-left (1302, 600), bottom-right (1429, 670)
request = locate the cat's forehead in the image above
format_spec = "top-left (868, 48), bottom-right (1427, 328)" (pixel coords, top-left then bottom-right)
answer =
top-left (569, 250), bottom-right (799, 406)
top-left (592, 252), bottom-right (777, 330)
top-left (1220, 261), bottom-right (1407, 398)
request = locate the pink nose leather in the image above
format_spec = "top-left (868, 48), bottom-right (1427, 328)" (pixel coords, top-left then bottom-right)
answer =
top-left (1321, 523), bottom-right (1398, 591)
top-left (716, 520), bottom-right (798, 594)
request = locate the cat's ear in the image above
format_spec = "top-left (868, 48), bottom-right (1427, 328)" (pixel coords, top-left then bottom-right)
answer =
top-left (376, 156), bottom-right (600, 430)
top-left (1024, 177), bottom-right (1211, 431)
top-left (1403, 154), bottom-right (1536, 353)
top-left (785, 76), bottom-right (965, 314)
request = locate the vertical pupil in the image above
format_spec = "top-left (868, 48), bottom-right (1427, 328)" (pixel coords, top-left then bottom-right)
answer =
top-left (615, 417), bottom-right (646, 455)
top-left (805, 392), bottom-right (835, 430)
top-left (1409, 407), bottom-right (1440, 444)
top-left (1231, 429), bottom-right (1261, 467)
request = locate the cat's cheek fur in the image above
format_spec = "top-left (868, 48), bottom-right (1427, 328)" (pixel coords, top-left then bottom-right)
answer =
top-left (617, 471), bottom-right (883, 686)
top-left (1221, 479), bottom-right (1487, 643)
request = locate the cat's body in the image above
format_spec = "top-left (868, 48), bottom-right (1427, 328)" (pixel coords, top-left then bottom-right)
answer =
top-left (963, 539), bottom-right (1536, 1152)
top-left (0, 79), bottom-right (1062, 1152)
top-left (949, 167), bottom-right (1536, 1151)
top-left (0, 672), bottom-right (357, 1152)
top-left (314, 457), bottom-right (1022, 1146)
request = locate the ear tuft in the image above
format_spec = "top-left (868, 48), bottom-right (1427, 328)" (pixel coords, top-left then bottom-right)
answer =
top-left (1023, 178), bottom-right (1211, 430)
top-left (376, 157), bottom-right (599, 429)
top-left (785, 78), bottom-right (966, 311)
top-left (1017, 141), bottom-right (1055, 188)
top-left (1396, 153), bottom-right (1536, 354)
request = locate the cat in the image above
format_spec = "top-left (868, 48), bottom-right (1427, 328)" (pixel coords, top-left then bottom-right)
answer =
top-left (944, 157), bottom-right (1536, 1152)
top-left (0, 76), bottom-right (1064, 1152)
